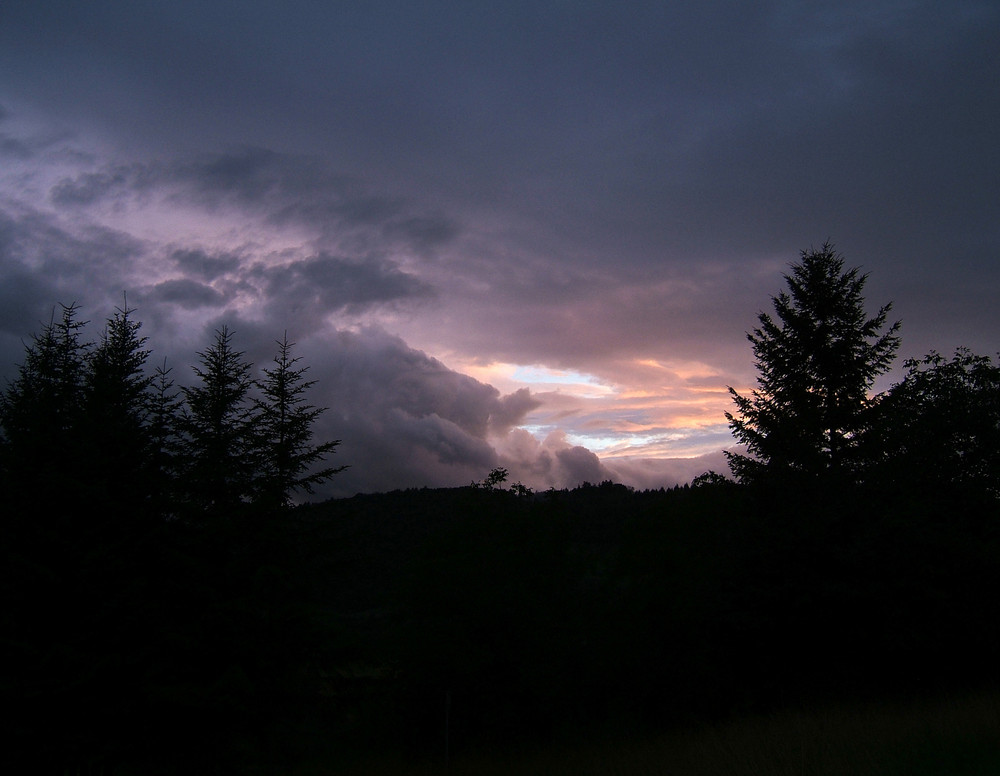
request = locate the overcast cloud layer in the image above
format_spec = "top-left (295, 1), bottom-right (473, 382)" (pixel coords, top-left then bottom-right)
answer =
top-left (1, 1), bottom-right (997, 496)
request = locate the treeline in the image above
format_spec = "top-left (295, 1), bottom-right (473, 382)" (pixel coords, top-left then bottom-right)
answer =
top-left (725, 244), bottom-right (1000, 506)
top-left (0, 301), bottom-right (343, 522)
top-left (0, 302), bottom-right (344, 774)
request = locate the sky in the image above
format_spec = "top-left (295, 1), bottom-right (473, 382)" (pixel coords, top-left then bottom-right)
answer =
top-left (1, 1), bottom-right (998, 497)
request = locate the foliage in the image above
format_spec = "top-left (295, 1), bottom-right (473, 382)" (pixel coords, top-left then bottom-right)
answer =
top-left (471, 465), bottom-right (533, 496)
top-left (146, 358), bottom-right (184, 516)
top-left (726, 243), bottom-right (901, 485)
top-left (691, 470), bottom-right (733, 488)
top-left (81, 298), bottom-right (157, 510)
top-left (867, 348), bottom-right (1000, 500)
top-left (0, 303), bottom-right (91, 507)
top-left (473, 465), bottom-right (510, 489)
top-left (177, 325), bottom-right (259, 516)
top-left (0, 307), bottom-right (345, 519)
top-left (254, 333), bottom-right (346, 508)
top-left (0, 303), bottom-right (346, 772)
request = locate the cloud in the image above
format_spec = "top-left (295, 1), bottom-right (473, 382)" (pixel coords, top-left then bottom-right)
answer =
top-left (554, 442), bottom-right (609, 487)
top-left (42, 148), bottom-right (463, 261)
top-left (381, 215), bottom-right (459, 255)
top-left (146, 278), bottom-right (226, 309)
top-left (258, 252), bottom-right (433, 321)
top-left (0, 134), bottom-right (33, 160)
top-left (489, 388), bottom-right (539, 434)
top-left (494, 428), bottom-right (615, 491)
top-left (229, 325), bottom-right (543, 497)
top-left (170, 247), bottom-right (242, 280)
top-left (603, 451), bottom-right (734, 491)
top-left (392, 410), bottom-right (496, 468)
top-left (50, 167), bottom-right (134, 207)
top-left (178, 149), bottom-right (463, 261)
top-left (0, 203), bottom-right (146, 315)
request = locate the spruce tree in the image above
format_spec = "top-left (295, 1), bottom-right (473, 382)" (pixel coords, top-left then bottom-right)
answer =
top-left (178, 326), bottom-right (257, 517)
top-left (82, 299), bottom-right (155, 513)
top-left (726, 244), bottom-right (901, 486)
top-left (146, 359), bottom-right (184, 518)
top-left (0, 303), bottom-right (91, 512)
top-left (254, 333), bottom-right (344, 508)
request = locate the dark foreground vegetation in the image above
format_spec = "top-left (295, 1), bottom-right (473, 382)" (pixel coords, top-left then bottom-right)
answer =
top-left (2, 246), bottom-right (999, 773)
top-left (4, 478), bottom-right (999, 774)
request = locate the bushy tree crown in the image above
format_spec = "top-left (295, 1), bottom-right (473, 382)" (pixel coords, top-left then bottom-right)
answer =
top-left (726, 244), bottom-right (901, 484)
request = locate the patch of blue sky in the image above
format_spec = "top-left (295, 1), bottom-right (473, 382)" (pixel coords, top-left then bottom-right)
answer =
top-left (565, 432), bottom-right (660, 452)
top-left (520, 424), bottom-right (556, 438)
top-left (511, 366), bottom-right (616, 397)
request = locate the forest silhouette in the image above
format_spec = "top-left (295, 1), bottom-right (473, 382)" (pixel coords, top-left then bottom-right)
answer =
top-left (1, 249), bottom-right (999, 774)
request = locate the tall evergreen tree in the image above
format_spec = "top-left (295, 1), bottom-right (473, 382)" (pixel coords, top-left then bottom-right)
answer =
top-left (725, 244), bottom-right (901, 486)
top-left (147, 359), bottom-right (184, 518)
top-left (82, 298), bottom-right (156, 512)
top-left (178, 326), bottom-right (257, 517)
top-left (0, 303), bottom-right (91, 510)
top-left (254, 333), bottom-right (345, 508)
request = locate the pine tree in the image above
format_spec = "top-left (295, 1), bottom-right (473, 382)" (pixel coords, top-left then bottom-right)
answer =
top-left (725, 244), bottom-right (901, 486)
top-left (146, 359), bottom-right (184, 518)
top-left (178, 326), bottom-right (257, 517)
top-left (82, 299), bottom-right (156, 512)
top-left (0, 303), bottom-right (91, 511)
top-left (254, 333), bottom-right (345, 508)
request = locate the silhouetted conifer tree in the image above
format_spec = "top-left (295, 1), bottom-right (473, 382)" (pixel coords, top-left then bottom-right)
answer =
top-left (81, 299), bottom-right (156, 513)
top-left (0, 303), bottom-right (90, 511)
top-left (726, 244), bottom-right (900, 486)
top-left (147, 359), bottom-right (184, 518)
top-left (178, 326), bottom-right (257, 517)
top-left (254, 333), bottom-right (345, 508)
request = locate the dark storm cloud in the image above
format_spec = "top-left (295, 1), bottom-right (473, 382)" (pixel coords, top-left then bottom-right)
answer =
top-left (0, 203), bottom-right (148, 375)
top-left (381, 216), bottom-right (459, 255)
top-left (258, 253), bottom-right (433, 323)
top-left (392, 410), bottom-right (495, 468)
top-left (0, 103), bottom-right (70, 161)
top-left (50, 170), bottom-right (129, 207)
top-left (316, 326), bottom-right (532, 441)
top-left (174, 149), bottom-right (463, 255)
top-left (0, 204), bottom-right (145, 311)
top-left (266, 326), bottom-right (541, 497)
top-left (172, 148), bottom-right (385, 224)
top-left (489, 389), bottom-right (539, 434)
top-left (554, 445), bottom-right (608, 487)
top-left (44, 148), bottom-right (462, 257)
top-left (495, 428), bottom-right (615, 490)
top-left (170, 248), bottom-right (242, 280)
top-left (48, 164), bottom-right (158, 207)
top-left (43, 150), bottom-right (332, 212)
top-left (146, 278), bottom-right (226, 309)
top-left (1, 134), bottom-right (33, 160)
top-left (0, 210), bottom-right (64, 331)
top-left (8, 2), bottom-right (994, 280)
